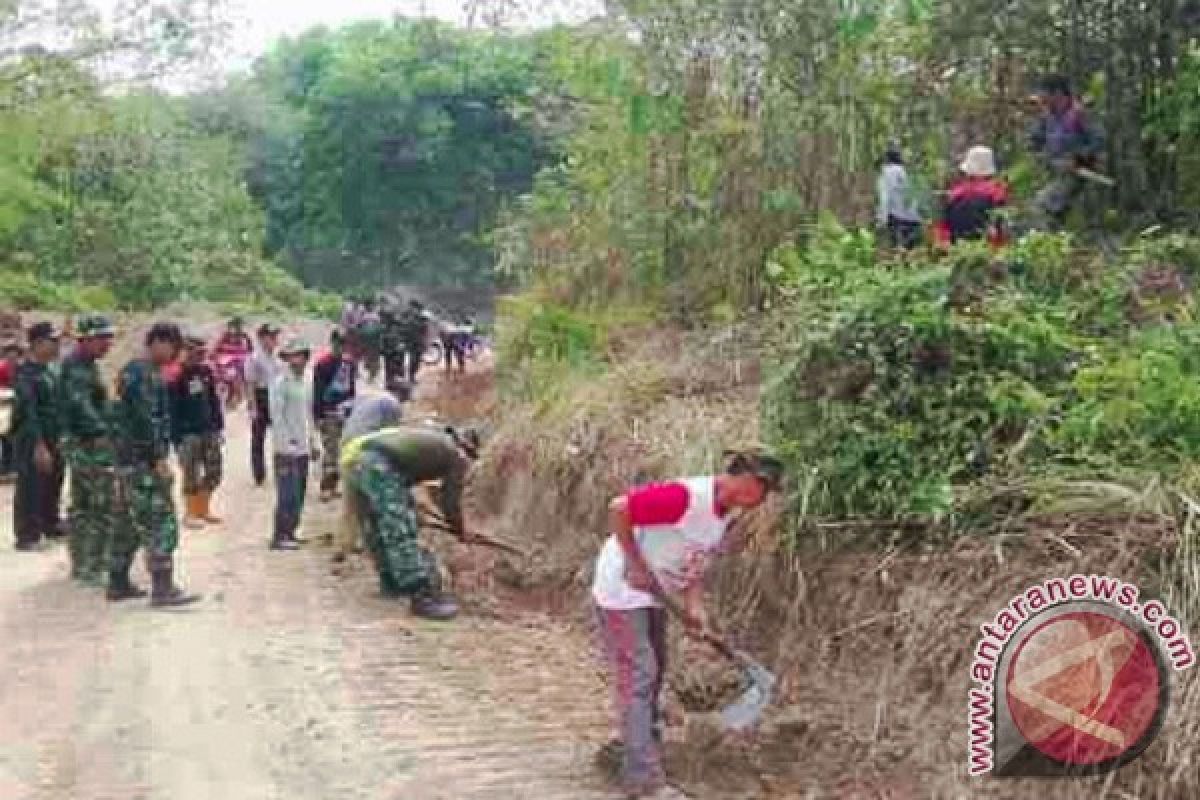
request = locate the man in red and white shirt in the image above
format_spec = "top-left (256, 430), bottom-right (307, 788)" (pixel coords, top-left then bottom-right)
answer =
top-left (592, 449), bottom-right (783, 799)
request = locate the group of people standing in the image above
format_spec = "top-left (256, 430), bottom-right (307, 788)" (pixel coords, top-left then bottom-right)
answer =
top-left (877, 74), bottom-right (1102, 250)
top-left (6, 311), bottom-right (481, 622)
top-left (10, 317), bottom-right (202, 606)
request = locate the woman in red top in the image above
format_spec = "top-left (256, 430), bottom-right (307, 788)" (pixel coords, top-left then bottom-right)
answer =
top-left (934, 145), bottom-right (1010, 248)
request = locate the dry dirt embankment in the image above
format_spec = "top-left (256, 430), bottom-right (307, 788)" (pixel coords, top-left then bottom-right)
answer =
top-left (467, 323), bottom-right (1200, 800)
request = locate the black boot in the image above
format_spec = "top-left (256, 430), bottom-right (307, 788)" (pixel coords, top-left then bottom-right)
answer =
top-left (410, 587), bottom-right (459, 621)
top-left (106, 567), bottom-right (148, 602)
top-left (150, 567), bottom-right (201, 608)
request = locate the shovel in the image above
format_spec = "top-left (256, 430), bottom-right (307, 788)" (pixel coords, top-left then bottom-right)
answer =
top-left (654, 589), bottom-right (776, 733)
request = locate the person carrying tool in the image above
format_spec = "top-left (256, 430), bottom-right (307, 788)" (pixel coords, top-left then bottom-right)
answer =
top-left (112, 323), bottom-right (201, 606)
top-left (339, 424), bottom-right (480, 620)
top-left (331, 379), bottom-right (412, 566)
top-left (58, 314), bottom-right (118, 586)
top-left (312, 329), bottom-right (357, 502)
top-left (245, 322), bottom-right (282, 487)
top-left (170, 334), bottom-right (225, 530)
top-left (591, 448), bottom-right (784, 799)
top-left (269, 336), bottom-right (321, 551)
top-left (11, 322), bottom-right (65, 551)
top-left (1029, 74), bottom-right (1103, 227)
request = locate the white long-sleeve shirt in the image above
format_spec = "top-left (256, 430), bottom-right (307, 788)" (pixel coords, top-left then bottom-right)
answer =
top-left (269, 371), bottom-right (318, 456)
top-left (877, 163), bottom-right (921, 225)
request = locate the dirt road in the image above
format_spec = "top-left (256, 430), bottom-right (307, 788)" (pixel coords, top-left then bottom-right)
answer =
top-left (0, 366), bottom-right (615, 799)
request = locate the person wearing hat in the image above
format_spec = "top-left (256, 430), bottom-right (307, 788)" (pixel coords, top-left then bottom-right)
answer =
top-left (338, 424), bottom-right (481, 620)
top-left (591, 447), bottom-right (783, 799)
top-left (170, 334), bottom-right (225, 530)
top-left (11, 322), bottom-right (65, 551)
top-left (246, 322), bottom-right (283, 487)
top-left (312, 328), bottom-right (358, 503)
top-left (933, 145), bottom-right (1010, 248)
top-left (269, 336), bottom-right (320, 550)
top-left (112, 322), bottom-right (200, 606)
top-left (58, 313), bottom-right (118, 585)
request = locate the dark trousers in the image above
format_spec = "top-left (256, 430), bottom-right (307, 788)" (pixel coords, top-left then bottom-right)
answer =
top-left (13, 448), bottom-right (65, 546)
top-left (273, 454), bottom-right (309, 543)
top-left (442, 334), bottom-right (466, 372)
top-left (251, 388), bottom-right (270, 486)
top-left (887, 216), bottom-right (922, 249)
top-left (0, 435), bottom-right (13, 475)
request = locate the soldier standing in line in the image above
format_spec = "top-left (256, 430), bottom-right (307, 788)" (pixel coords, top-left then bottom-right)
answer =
top-left (112, 322), bottom-right (200, 606)
top-left (58, 314), bottom-right (118, 586)
top-left (171, 334), bottom-right (225, 530)
top-left (12, 322), bottom-right (65, 551)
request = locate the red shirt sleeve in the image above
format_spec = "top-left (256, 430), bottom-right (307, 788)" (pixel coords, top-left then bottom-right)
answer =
top-left (626, 482), bottom-right (690, 526)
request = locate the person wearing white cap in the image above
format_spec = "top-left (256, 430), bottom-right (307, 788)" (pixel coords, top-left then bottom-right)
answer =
top-left (934, 145), bottom-right (1010, 247)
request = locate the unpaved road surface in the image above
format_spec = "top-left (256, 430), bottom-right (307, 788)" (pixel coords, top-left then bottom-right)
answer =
top-left (0, 365), bottom-right (616, 800)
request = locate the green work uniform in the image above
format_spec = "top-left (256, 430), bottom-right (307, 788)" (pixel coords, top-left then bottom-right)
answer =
top-left (59, 352), bottom-right (117, 585)
top-left (113, 358), bottom-right (178, 574)
top-left (343, 427), bottom-right (467, 596)
top-left (12, 360), bottom-right (64, 547)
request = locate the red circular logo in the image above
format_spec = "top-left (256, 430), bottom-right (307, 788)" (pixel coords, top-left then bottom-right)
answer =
top-left (1005, 610), bottom-right (1164, 766)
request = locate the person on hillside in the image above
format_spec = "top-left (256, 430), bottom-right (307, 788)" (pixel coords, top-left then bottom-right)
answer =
top-left (112, 323), bottom-right (201, 607)
top-left (11, 322), bottom-right (65, 551)
top-left (171, 335), bottom-right (225, 530)
top-left (356, 299), bottom-right (383, 385)
top-left (331, 379), bottom-right (412, 566)
top-left (246, 322), bottom-right (283, 487)
top-left (58, 314), bottom-right (118, 586)
top-left (440, 316), bottom-right (472, 375)
top-left (269, 336), bottom-right (320, 551)
top-left (1029, 74), bottom-right (1102, 227)
top-left (339, 424), bottom-right (480, 620)
top-left (0, 342), bottom-right (23, 479)
top-left (933, 146), bottom-right (1010, 248)
top-left (592, 448), bottom-right (784, 799)
top-left (877, 144), bottom-right (923, 250)
top-left (312, 329), bottom-right (357, 502)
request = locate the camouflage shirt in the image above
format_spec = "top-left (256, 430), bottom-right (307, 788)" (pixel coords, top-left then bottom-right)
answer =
top-left (58, 352), bottom-right (112, 444)
top-left (12, 360), bottom-right (60, 448)
top-left (358, 427), bottom-right (468, 535)
top-left (113, 358), bottom-right (172, 466)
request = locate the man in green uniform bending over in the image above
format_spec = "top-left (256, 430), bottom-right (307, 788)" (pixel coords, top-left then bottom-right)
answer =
top-left (112, 323), bottom-right (200, 606)
top-left (59, 314), bottom-right (118, 586)
top-left (341, 424), bottom-right (480, 620)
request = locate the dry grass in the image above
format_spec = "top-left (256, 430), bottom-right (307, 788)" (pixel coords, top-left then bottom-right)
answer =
top-left (475, 324), bottom-right (1200, 799)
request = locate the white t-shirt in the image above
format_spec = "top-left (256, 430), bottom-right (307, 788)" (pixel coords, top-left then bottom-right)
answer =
top-left (591, 476), bottom-right (730, 611)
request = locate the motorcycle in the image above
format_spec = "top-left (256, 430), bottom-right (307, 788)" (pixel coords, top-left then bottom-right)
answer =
top-left (213, 351), bottom-right (248, 410)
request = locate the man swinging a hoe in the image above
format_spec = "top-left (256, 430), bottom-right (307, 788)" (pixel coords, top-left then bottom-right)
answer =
top-left (340, 423), bottom-right (482, 621)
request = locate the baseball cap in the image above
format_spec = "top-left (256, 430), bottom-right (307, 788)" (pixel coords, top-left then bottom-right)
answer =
top-left (76, 314), bottom-right (115, 339)
top-left (27, 321), bottom-right (62, 343)
top-left (278, 336), bottom-right (311, 357)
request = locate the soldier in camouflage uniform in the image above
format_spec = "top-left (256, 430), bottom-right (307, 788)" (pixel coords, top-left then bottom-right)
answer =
top-left (112, 322), bottom-right (200, 606)
top-left (11, 322), bottom-right (65, 551)
top-left (340, 424), bottom-right (480, 620)
top-left (58, 314), bottom-right (118, 585)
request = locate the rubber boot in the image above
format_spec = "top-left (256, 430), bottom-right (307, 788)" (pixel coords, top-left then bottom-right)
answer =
top-left (410, 588), bottom-right (459, 621)
top-left (106, 565), bottom-right (148, 602)
top-left (149, 566), bottom-right (201, 608)
top-left (199, 490), bottom-right (223, 524)
top-left (183, 494), bottom-right (204, 530)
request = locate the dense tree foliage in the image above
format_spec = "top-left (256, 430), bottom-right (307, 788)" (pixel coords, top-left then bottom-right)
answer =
top-left (234, 19), bottom-right (565, 292)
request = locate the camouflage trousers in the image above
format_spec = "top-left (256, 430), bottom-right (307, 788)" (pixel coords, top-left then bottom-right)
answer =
top-left (178, 433), bottom-right (223, 495)
top-left (118, 467), bottom-right (180, 575)
top-left (66, 445), bottom-right (118, 586)
top-left (348, 451), bottom-right (433, 596)
top-left (318, 416), bottom-right (344, 492)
